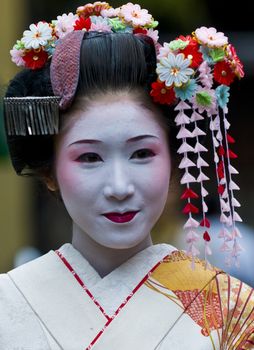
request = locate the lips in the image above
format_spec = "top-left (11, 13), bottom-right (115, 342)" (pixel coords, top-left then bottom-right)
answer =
top-left (103, 211), bottom-right (139, 223)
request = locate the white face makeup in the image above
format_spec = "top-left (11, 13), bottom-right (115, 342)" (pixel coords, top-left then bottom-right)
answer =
top-left (55, 94), bottom-right (171, 249)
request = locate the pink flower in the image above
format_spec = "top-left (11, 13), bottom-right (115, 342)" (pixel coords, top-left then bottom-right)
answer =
top-left (120, 3), bottom-right (153, 27)
top-left (195, 27), bottom-right (228, 48)
top-left (157, 42), bottom-right (172, 60)
top-left (198, 61), bottom-right (213, 88)
top-left (146, 28), bottom-right (159, 43)
top-left (55, 13), bottom-right (78, 39)
top-left (10, 47), bottom-right (25, 67)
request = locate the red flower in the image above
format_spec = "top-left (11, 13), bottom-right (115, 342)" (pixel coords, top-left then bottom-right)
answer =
top-left (150, 81), bottom-right (176, 105)
top-left (133, 28), bottom-right (148, 35)
top-left (181, 45), bottom-right (203, 69)
top-left (227, 44), bottom-right (244, 79)
top-left (74, 17), bottom-right (92, 31)
top-left (178, 35), bottom-right (203, 68)
top-left (213, 61), bottom-right (235, 86)
top-left (23, 49), bottom-right (48, 70)
top-left (177, 35), bottom-right (203, 68)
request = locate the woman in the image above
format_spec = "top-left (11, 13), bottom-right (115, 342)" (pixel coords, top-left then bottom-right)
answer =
top-left (1, 2), bottom-right (253, 349)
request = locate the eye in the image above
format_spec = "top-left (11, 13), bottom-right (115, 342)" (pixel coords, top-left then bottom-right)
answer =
top-left (131, 148), bottom-right (156, 159)
top-left (76, 152), bottom-right (102, 163)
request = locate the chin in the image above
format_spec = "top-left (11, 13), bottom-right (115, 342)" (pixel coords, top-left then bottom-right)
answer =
top-left (99, 236), bottom-right (148, 250)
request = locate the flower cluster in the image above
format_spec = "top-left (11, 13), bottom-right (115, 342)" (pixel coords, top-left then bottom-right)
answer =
top-left (10, 2), bottom-right (158, 70)
top-left (150, 26), bottom-right (244, 113)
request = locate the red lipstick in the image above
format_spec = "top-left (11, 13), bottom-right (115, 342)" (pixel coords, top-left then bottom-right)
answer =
top-left (103, 211), bottom-right (139, 223)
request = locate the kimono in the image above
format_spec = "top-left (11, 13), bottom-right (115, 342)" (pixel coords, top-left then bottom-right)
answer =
top-left (0, 242), bottom-right (254, 350)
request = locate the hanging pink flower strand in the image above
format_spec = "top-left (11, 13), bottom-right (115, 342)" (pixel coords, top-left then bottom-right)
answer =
top-left (150, 26), bottom-right (244, 268)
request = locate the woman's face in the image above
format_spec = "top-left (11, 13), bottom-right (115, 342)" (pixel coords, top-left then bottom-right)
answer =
top-left (55, 94), bottom-right (171, 249)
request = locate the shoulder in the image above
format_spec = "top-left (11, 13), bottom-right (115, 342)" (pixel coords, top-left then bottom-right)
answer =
top-left (0, 266), bottom-right (51, 349)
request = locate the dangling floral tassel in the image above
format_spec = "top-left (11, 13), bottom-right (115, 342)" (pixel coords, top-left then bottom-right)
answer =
top-left (150, 26), bottom-right (245, 268)
top-left (175, 101), bottom-right (201, 266)
top-left (221, 110), bottom-right (243, 267)
top-left (190, 107), bottom-right (212, 265)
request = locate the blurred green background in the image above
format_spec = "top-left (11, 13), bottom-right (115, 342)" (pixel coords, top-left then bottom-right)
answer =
top-left (0, 0), bottom-right (253, 282)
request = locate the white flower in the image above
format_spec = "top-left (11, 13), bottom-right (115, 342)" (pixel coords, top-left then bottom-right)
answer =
top-left (101, 7), bottom-right (120, 17)
top-left (21, 22), bottom-right (53, 49)
top-left (156, 53), bottom-right (194, 87)
top-left (55, 13), bottom-right (78, 39)
top-left (195, 27), bottom-right (228, 48)
top-left (120, 3), bottom-right (153, 27)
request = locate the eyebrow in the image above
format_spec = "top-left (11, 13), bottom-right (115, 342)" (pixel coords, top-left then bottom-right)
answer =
top-left (69, 134), bottom-right (159, 146)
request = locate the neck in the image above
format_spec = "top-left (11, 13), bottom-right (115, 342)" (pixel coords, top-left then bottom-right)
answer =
top-left (71, 223), bottom-right (153, 277)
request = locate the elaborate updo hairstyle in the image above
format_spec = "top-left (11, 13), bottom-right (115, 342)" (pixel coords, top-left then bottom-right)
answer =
top-left (5, 32), bottom-right (177, 181)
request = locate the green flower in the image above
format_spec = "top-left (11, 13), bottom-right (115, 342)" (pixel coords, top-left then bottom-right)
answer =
top-left (14, 40), bottom-right (25, 50)
top-left (108, 18), bottom-right (127, 32)
top-left (146, 20), bottom-right (159, 29)
top-left (196, 91), bottom-right (212, 106)
top-left (169, 39), bottom-right (189, 51)
top-left (210, 48), bottom-right (225, 62)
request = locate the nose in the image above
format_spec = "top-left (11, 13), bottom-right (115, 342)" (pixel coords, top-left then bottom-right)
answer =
top-left (103, 161), bottom-right (135, 200)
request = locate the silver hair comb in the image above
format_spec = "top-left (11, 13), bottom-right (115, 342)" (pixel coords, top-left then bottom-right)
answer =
top-left (3, 96), bottom-right (60, 136)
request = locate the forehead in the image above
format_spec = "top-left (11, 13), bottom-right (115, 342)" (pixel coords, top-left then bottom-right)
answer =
top-left (59, 97), bottom-right (167, 144)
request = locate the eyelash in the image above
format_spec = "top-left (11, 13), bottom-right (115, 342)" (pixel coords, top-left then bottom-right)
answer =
top-left (75, 149), bottom-right (156, 163)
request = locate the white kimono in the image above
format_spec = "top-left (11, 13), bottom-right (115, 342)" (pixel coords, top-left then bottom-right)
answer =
top-left (1, 243), bottom-right (254, 350)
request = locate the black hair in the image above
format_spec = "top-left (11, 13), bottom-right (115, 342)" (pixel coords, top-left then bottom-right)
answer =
top-left (5, 32), bottom-right (178, 179)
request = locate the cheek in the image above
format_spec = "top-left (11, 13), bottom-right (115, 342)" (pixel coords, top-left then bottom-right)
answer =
top-left (140, 160), bottom-right (171, 200)
top-left (55, 155), bottom-right (82, 197)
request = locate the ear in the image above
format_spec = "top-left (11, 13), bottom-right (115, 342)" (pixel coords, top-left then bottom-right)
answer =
top-left (44, 176), bottom-right (58, 192)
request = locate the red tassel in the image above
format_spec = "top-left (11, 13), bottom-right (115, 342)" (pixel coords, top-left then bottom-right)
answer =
top-left (218, 146), bottom-right (225, 156)
top-left (227, 133), bottom-right (235, 144)
top-left (218, 185), bottom-right (224, 195)
top-left (182, 203), bottom-right (199, 214)
top-left (203, 231), bottom-right (211, 242)
top-left (228, 149), bottom-right (238, 159)
top-left (200, 218), bottom-right (211, 228)
top-left (181, 188), bottom-right (199, 200)
top-left (217, 161), bottom-right (224, 179)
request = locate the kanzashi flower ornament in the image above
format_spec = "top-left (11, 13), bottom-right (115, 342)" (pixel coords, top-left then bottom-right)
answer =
top-left (150, 26), bottom-right (244, 268)
top-left (10, 2), bottom-right (159, 70)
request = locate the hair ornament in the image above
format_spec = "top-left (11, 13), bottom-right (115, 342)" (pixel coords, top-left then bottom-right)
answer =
top-left (4, 96), bottom-right (60, 136)
top-left (10, 2), bottom-right (159, 71)
top-left (5, 2), bottom-right (159, 136)
top-left (150, 27), bottom-right (244, 268)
